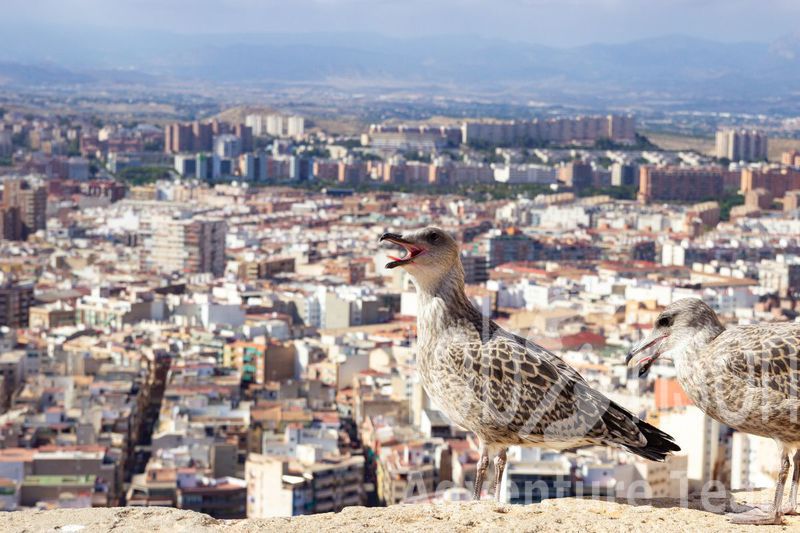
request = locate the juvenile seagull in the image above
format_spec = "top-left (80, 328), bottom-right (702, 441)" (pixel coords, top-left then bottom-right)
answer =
top-left (381, 227), bottom-right (679, 501)
top-left (628, 298), bottom-right (800, 525)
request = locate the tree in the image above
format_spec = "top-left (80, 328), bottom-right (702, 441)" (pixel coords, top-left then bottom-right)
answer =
top-left (719, 192), bottom-right (744, 221)
top-left (576, 185), bottom-right (637, 200)
top-left (117, 166), bottom-right (172, 186)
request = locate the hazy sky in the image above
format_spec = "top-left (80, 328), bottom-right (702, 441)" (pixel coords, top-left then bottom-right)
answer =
top-left (4, 0), bottom-right (799, 46)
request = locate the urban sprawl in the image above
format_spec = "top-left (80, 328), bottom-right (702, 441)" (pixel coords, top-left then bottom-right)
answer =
top-left (0, 101), bottom-right (799, 517)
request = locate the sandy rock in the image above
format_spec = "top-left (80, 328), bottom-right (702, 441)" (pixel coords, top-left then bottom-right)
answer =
top-left (2, 490), bottom-right (797, 533)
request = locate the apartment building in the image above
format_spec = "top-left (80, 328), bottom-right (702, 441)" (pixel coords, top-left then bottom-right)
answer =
top-left (0, 277), bottom-right (34, 328)
top-left (245, 453), bottom-right (364, 517)
top-left (462, 114), bottom-right (635, 147)
top-left (715, 128), bottom-right (768, 162)
top-left (1, 177), bottom-right (47, 239)
top-left (150, 215), bottom-right (227, 277)
top-left (638, 166), bottom-right (738, 203)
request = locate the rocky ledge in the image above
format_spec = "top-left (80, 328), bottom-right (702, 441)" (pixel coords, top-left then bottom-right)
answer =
top-left (3, 490), bottom-right (797, 532)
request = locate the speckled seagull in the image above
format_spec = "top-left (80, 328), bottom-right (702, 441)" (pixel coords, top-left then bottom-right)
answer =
top-left (627, 298), bottom-right (800, 525)
top-left (380, 227), bottom-right (679, 501)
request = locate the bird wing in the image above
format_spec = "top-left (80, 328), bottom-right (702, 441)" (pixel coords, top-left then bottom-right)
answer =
top-left (716, 324), bottom-right (800, 399)
top-left (445, 331), bottom-right (650, 449)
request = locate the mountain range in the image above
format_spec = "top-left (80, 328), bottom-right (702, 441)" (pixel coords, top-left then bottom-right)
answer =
top-left (1, 26), bottom-right (799, 111)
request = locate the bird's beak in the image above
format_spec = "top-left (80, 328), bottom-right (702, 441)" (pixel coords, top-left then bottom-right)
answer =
top-left (379, 232), bottom-right (426, 269)
top-left (379, 232), bottom-right (408, 245)
top-left (626, 332), bottom-right (669, 377)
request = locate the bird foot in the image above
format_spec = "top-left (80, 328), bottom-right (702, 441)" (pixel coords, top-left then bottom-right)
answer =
top-left (726, 507), bottom-right (784, 525)
top-left (740, 502), bottom-right (797, 516)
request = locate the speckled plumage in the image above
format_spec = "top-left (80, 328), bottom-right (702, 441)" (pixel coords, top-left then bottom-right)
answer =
top-left (416, 287), bottom-right (677, 455)
top-left (681, 323), bottom-right (800, 442)
top-left (629, 298), bottom-right (800, 525)
top-left (380, 227), bottom-right (679, 500)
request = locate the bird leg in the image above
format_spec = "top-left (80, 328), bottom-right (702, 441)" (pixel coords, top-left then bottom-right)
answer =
top-left (492, 448), bottom-right (508, 502)
top-left (783, 450), bottom-right (800, 515)
top-left (729, 449), bottom-right (790, 525)
top-left (748, 449), bottom-right (800, 515)
top-left (474, 445), bottom-right (489, 501)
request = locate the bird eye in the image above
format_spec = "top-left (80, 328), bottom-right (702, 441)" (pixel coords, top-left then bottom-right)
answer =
top-left (657, 315), bottom-right (673, 328)
top-left (428, 232), bottom-right (439, 243)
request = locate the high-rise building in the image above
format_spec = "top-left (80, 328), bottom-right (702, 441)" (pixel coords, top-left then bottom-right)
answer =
top-left (1, 178), bottom-right (47, 239)
top-left (715, 128), bottom-right (768, 162)
top-left (192, 121), bottom-right (213, 152)
top-left (164, 121), bottom-right (250, 154)
top-left (0, 206), bottom-right (22, 241)
top-left (233, 124), bottom-right (253, 152)
top-left (558, 161), bottom-right (593, 190)
top-left (0, 277), bottom-right (34, 328)
top-left (266, 115), bottom-right (284, 137)
top-left (611, 162), bottom-right (638, 187)
top-left (164, 123), bottom-right (194, 154)
top-left (213, 134), bottom-right (242, 159)
top-left (286, 116), bottom-right (305, 138)
top-left (150, 216), bottom-right (227, 277)
top-left (245, 114), bottom-right (266, 136)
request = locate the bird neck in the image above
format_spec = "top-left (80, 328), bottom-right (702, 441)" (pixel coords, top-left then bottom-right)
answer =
top-left (413, 262), bottom-right (475, 339)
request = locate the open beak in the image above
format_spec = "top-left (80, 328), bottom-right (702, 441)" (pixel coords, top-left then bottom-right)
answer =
top-left (379, 232), bottom-right (426, 269)
top-left (625, 332), bottom-right (669, 377)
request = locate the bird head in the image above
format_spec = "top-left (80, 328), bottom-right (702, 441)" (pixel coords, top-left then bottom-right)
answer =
top-left (379, 227), bottom-right (461, 288)
top-left (626, 298), bottom-right (722, 377)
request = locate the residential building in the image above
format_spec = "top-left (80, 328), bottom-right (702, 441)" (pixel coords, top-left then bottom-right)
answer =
top-left (0, 278), bottom-right (34, 328)
top-left (150, 216), bottom-right (227, 277)
top-left (715, 128), bottom-right (768, 162)
top-left (1, 177), bottom-right (47, 238)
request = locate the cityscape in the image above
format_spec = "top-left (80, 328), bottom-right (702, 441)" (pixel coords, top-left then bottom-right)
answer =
top-left (2, 0), bottom-right (800, 528)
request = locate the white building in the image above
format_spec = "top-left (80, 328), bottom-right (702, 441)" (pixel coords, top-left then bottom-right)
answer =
top-left (715, 128), bottom-right (768, 162)
top-left (658, 406), bottom-right (724, 492)
top-left (266, 115), bottom-right (284, 137)
top-left (286, 116), bottom-right (305, 138)
top-left (213, 134), bottom-right (242, 159)
top-left (494, 164), bottom-right (556, 185)
top-left (730, 432), bottom-right (780, 490)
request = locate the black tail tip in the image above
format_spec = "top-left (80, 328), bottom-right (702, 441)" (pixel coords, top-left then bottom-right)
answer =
top-left (628, 419), bottom-right (681, 462)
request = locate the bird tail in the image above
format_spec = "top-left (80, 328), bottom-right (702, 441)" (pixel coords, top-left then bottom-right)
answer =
top-left (625, 417), bottom-right (681, 461)
top-left (601, 402), bottom-right (681, 461)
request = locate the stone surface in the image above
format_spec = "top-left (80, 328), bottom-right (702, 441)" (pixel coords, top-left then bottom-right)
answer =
top-left (2, 491), bottom-right (798, 532)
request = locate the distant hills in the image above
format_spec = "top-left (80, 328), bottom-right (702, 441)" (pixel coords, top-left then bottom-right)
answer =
top-left (1, 27), bottom-right (799, 112)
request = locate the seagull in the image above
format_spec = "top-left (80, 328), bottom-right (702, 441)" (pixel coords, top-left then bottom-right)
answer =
top-left (380, 227), bottom-right (680, 501)
top-left (627, 297), bottom-right (800, 525)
